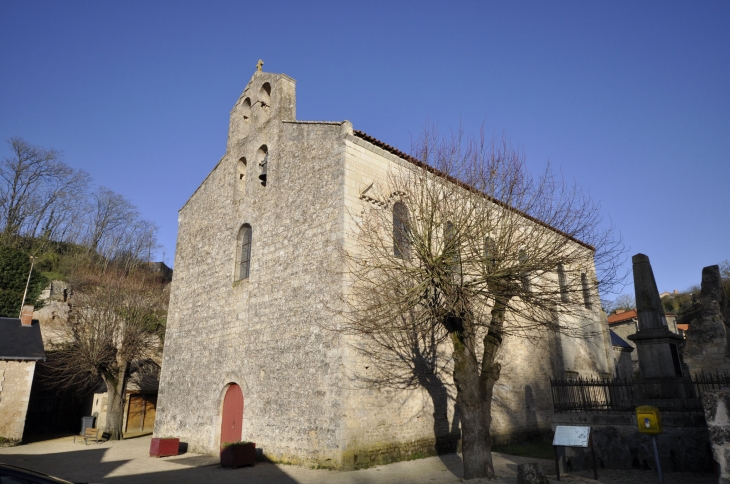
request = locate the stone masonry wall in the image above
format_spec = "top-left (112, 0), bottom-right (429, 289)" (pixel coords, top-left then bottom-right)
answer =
top-left (702, 388), bottom-right (730, 481)
top-left (553, 412), bottom-right (713, 473)
top-left (0, 360), bottom-right (36, 442)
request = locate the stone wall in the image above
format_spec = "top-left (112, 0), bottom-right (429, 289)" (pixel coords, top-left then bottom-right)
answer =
top-left (552, 412), bottom-right (713, 473)
top-left (613, 346), bottom-right (634, 378)
top-left (702, 388), bottom-right (730, 481)
top-left (0, 360), bottom-right (36, 442)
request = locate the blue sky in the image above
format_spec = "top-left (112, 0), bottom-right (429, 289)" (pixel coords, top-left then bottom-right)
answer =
top-left (1, 1), bottom-right (728, 298)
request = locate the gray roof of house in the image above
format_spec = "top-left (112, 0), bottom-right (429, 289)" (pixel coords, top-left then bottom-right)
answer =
top-left (0, 317), bottom-right (46, 360)
top-left (609, 329), bottom-right (634, 350)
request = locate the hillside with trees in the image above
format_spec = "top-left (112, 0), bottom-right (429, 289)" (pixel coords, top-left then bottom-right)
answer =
top-left (0, 136), bottom-right (161, 315)
top-left (1, 136), bottom-right (169, 440)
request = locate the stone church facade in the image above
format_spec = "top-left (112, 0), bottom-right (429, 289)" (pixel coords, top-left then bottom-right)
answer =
top-left (154, 66), bottom-right (612, 468)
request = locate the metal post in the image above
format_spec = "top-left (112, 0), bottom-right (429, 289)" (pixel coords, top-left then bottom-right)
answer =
top-left (554, 445), bottom-right (560, 481)
top-left (590, 433), bottom-right (598, 480)
top-left (652, 435), bottom-right (663, 483)
top-left (19, 255), bottom-right (36, 317)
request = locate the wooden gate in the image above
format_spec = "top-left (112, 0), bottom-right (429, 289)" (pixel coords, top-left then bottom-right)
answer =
top-left (220, 383), bottom-right (243, 446)
top-left (126, 394), bottom-right (157, 432)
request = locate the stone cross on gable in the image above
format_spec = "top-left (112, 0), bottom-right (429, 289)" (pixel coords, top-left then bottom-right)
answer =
top-left (256, 59), bottom-right (264, 72)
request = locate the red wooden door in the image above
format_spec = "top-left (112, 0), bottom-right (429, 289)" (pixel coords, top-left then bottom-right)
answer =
top-left (220, 384), bottom-right (243, 446)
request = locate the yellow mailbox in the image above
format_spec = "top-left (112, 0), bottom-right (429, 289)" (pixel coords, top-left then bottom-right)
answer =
top-left (636, 405), bottom-right (662, 434)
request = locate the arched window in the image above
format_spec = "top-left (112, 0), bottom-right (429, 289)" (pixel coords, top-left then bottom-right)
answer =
top-left (557, 264), bottom-right (569, 303)
top-left (581, 272), bottom-right (592, 309)
top-left (242, 98), bottom-right (251, 120)
top-left (393, 201), bottom-right (410, 259)
top-left (519, 250), bottom-right (530, 293)
top-left (237, 157), bottom-right (247, 196)
top-left (237, 224), bottom-right (252, 280)
top-left (256, 145), bottom-right (268, 187)
top-left (445, 221), bottom-right (460, 276)
top-left (260, 83), bottom-right (271, 106)
top-left (484, 236), bottom-right (497, 268)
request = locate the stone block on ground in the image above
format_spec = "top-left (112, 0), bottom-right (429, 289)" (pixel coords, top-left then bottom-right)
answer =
top-left (702, 388), bottom-right (730, 482)
top-left (517, 463), bottom-right (549, 484)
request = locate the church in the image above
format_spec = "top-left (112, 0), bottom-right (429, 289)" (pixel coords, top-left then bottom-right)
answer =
top-left (154, 64), bottom-right (613, 468)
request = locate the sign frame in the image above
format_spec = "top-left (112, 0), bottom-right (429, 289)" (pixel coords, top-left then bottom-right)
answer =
top-left (552, 425), bottom-right (597, 481)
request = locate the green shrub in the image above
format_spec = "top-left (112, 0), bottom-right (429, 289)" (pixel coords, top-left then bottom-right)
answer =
top-left (0, 246), bottom-right (48, 317)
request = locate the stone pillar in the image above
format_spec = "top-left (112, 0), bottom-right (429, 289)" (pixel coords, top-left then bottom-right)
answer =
top-left (703, 388), bottom-right (730, 483)
top-left (627, 254), bottom-right (685, 380)
top-left (683, 265), bottom-right (730, 374)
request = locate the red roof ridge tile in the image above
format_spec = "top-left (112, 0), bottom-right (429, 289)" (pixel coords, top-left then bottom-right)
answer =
top-left (352, 130), bottom-right (595, 251)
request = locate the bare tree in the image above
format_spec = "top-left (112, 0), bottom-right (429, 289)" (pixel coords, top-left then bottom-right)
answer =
top-left (0, 137), bottom-right (90, 243)
top-left (84, 186), bottom-right (159, 266)
top-left (341, 127), bottom-right (624, 479)
top-left (45, 265), bottom-right (168, 440)
top-left (604, 293), bottom-right (636, 313)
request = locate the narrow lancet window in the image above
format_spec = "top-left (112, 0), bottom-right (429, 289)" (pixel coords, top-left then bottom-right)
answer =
top-left (393, 202), bottom-right (410, 259)
top-left (445, 221), bottom-right (460, 276)
top-left (237, 224), bottom-right (252, 280)
top-left (557, 264), bottom-right (569, 303)
top-left (581, 272), bottom-right (592, 309)
top-left (519, 250), bottom-right (530, 293)
top-left (484, 236), bottom-right (497, 269)
top-left (237, 157), bottom-right (247, 197)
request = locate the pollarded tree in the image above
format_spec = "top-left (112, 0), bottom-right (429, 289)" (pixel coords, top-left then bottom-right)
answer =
top-left (45, 265), bottom-right (168, 440)
top-left (341, 127), bottom-right (624, 479)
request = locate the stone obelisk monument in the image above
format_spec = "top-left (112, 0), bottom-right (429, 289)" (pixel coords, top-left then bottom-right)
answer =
top-left (628, 254), bottom-right (685, 380)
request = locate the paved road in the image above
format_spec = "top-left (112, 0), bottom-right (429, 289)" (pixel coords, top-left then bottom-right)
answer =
top-left (0, 435), bottom-right (718, 484)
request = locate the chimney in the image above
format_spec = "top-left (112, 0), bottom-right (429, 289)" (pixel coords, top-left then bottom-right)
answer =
top-left (616, 309), bottom-right (625, 314)
top-left (21, 305), bottom-right (34, 327)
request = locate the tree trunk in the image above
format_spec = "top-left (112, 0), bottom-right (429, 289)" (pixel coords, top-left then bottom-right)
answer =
top-left (450, 302), bottom-right (507, 480)
top-left (101, 363), bottom-right (128, 440)
top-left (451, 328), bottom-right (495, 480)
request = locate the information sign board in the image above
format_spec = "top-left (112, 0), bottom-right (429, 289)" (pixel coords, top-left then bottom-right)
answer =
top-left (552, 425), bottom-right (590, 448)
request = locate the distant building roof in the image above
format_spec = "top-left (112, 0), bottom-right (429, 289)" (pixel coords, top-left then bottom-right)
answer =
top-left (0, 317), bottom-right (46, 360)
top-left (609, 329), bottom-right (634, 350)
top-left (607, 309), bottom-right (638, 324)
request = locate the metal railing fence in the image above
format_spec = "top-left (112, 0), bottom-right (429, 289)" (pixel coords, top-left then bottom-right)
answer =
top-left (550, 372), bottom-right (730, 413)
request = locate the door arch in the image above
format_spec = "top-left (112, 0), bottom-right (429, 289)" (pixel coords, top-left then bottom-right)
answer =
top-left (220, 383), bottom-right (243, 446)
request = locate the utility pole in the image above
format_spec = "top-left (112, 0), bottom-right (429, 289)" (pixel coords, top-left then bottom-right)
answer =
top-left (19, 255), bottom-right (37, 317)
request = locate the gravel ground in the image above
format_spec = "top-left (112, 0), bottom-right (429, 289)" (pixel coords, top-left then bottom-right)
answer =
top-left (0, 435), bottom-right (718, 484)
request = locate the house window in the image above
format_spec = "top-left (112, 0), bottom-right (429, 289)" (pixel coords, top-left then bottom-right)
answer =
top-left (393, 201), bottom-right (410, 259)
top-left (581, 272), bottom-right (591, 309)
top-left (237, 224), bottom-right (252, 280)
top-left (557, 264), bottom-right (569, 303)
